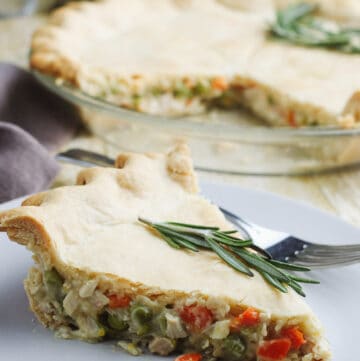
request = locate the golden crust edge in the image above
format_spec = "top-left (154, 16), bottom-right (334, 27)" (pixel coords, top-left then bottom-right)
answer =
top-left (29, 0), bottom-right (91, 84)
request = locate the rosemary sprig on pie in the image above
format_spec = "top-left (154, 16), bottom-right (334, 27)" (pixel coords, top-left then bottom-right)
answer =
top-left (269, 2), bottom-right (360, 53)
top-left (138, 218), bottom-right (319, 297)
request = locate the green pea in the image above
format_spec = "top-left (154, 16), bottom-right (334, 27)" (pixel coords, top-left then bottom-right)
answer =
top-left (44, 268), bottom-right (63, 287)
top-left (131, 305), bottom-right (152, 324)
top-left (221, 335), bottom-right (246, 360)
top-left (107, 314), bottom-right (128, 331)
top-left (193, 81), bottom-right (210, 96)
top-left (173, 83), bottom-right (192, 98)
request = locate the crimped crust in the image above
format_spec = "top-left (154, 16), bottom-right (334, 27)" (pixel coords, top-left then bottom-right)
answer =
top-left (30, 2), bottom-right (82, 83)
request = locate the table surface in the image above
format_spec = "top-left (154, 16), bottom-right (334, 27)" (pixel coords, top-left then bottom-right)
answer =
top-left (2, 14), bottom-right (360, 227)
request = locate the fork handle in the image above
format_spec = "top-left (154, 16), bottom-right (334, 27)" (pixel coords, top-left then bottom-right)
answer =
top-left (56, 149), bottom-right (115, 168)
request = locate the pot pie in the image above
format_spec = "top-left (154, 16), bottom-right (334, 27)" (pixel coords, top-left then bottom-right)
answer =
top-left (31, 0), bottom-right (360, 128)
top-left (0, 145), bottom-right (330, 360)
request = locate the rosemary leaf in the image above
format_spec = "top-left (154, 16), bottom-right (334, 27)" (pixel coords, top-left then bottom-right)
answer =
top-left (154, 225), bottom-right (209, 249)
top-left (277, 2), bottom-right (315, 27)
top-left (232, 248), bottom-right (290, 283)
top-left (213, 230), bottom-right (248, 242)
top-left (170, 236), bottom-right (199, 252)
top-left (212, 233), bottom-right (252, 247)
top-left (138, 217), bottom-right (318, 296)
top-left (259, 271), bottom-right (288, 293)
top-left (205, 236), bottom-right (254, 277)
top-left (288, 275), bottom-right (320, 284)
top-left (154, 227), bottom-right (181, 249)
top-left (166, 221), bottom-right (219, 231)
top-left (269, 259), bottom-right (311, 272)
top-left (288, 281), bottom-right (306, 297)
top-left (223, 230), bottom-right (238, 235)
top-left (270, 2), bottom-right (360, 54)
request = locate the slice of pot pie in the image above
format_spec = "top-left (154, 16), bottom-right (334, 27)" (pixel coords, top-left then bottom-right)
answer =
top-left (31, 0), bottom-right (360, 127)
top-left (0, 145), bottom-right (330, 361)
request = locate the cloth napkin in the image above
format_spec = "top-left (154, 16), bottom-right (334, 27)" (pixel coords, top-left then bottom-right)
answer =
top-left (0, 63), bottom-right (81, 203)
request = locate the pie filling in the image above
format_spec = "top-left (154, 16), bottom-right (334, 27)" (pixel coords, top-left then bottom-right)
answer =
top-left (77, 72), bottom-right (352, 128)
top-left (26, 265), bottom-right (319, 361)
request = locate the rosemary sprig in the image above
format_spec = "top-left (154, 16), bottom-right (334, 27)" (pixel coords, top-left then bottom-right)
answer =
top-left (138, 218), bottom-right (319, 296)
top-left (269, 2), bottom-right (360, 54)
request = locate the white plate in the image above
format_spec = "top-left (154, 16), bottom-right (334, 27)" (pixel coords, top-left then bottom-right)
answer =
top-left (1, 182), bottom-right (359, 361)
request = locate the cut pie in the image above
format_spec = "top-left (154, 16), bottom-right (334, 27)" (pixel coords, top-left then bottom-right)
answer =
top-left (0, 145), bottom-right (330, 360)
top-left (31, 0), bottom-right (360, 127)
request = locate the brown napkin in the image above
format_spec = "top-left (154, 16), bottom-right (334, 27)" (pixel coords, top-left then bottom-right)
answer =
top-left (0, 63), bottom-right (81, 203)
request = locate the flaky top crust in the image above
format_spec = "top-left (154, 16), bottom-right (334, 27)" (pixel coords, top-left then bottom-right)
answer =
top-left (1, 144), bottom-right (314, 317)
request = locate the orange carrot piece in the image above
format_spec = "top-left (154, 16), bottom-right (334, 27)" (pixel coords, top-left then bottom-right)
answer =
top-left (180, 305), bottom-right (214, 331)
top-left (257, 339), bottom-right (291, 360)
top-left (107, 294), bottom-right (131, 309)
top-left (230, 307), bottom-right (261, 331)
top-left (175, 353), bottom-right (202, 361)
top-left (211, 77), bottom-right (228, 91)
top-left (281, 326), bottom-right (306, 350)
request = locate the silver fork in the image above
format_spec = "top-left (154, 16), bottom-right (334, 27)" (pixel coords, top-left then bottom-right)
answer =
top-left (57, 148), bottom-right (360, 269)
top-left (220, 207), bottom-right (360, 268)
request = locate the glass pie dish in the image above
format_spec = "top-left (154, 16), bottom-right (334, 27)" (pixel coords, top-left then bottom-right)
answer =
top-left (35, 72), bottom-right (360, 175)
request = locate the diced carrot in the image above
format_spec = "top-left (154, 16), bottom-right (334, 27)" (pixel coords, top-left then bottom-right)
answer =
top-left (180, 305), bottom-right (214, 331)
top-left (107, 294), bottom-right (131, 309)
top-left (211, 77), bottom-right (228, 91)
top-left (230, 307), bottom-right (260, 331)
top-left (281, 327), bottom-right (306, 350)
top-left (287, 110), bottom-right (297, 127)
top-left (175, 353), bottom-right (202, 361)
top-left (257, 339), bottom-right (291, 360)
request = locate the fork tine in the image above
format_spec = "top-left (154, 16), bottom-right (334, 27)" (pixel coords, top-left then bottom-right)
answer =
top-left (295, 250), bottom-right (360, 260)
top-left (306, 244), bottom-right (360, 252)
top-left (291, 254), bottom-right (360, 268)
top-left (302, 246), bottom-right (360, 258)
top-left (304, 248), bottom-right (360, 257)
top-left (293, 260), bottom-right (360, 268)
top-left (304, 252), bottom-right (360, 260)
top-left (304, 252), bottom-right (360, 259)
top-left (220, 206), bottom-right (360, 268)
